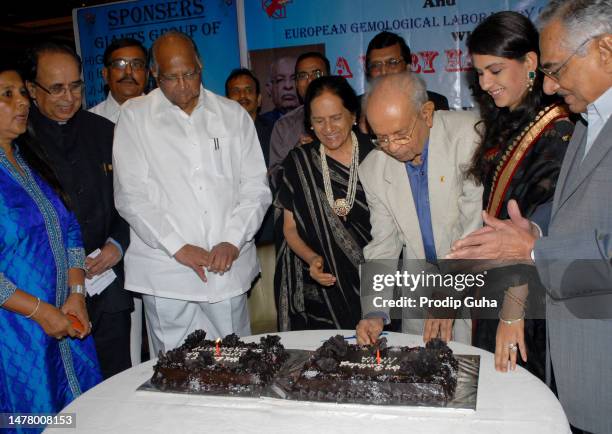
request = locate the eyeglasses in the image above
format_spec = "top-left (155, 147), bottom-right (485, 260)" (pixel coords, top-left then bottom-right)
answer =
top-left (108, 58), bottom-right (146, 71)
top-left (367, 58), bottom-right (405, 73)
top-left (158, 68), bottom-right (201, 84)
top-left (371, 116), bottom-right (418, 148)
top-left (538, 37), bottom-right (594, 82)
top-left (32, 80), bottom-right (84, 96)
top-left (295, 69), bottom-right (324, 81)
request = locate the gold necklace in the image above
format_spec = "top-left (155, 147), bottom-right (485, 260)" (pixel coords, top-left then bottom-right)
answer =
top-left (320, 131), bottom-right (359, 217)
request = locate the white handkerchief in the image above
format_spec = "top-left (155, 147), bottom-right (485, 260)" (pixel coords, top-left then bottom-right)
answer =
top-left (85, 248), bottom-right (117, 297)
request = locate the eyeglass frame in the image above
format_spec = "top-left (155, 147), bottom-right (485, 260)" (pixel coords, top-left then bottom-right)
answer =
top-left (157, 67), bottom-right (202, 85)
top-left (367, 57), bottom-right (405, 74)
top-left (295, 69), bottom-right (324, 81)
top-left (538, 36), bottom-right (595, 82)
top-left (107, 58), bottom-right (147, 71)
top-left (371, 114), bottom-right (419, 149)
top-left (31, 80), bottom-right (85, 97)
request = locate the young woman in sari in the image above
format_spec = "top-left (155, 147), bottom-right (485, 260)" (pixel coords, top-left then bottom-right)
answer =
top-left (466, 11), bottom-right (575, 379)
top-left (0, 64), bottom-right (101, 425)
top-left (274, 76), bottom-right (373, 331)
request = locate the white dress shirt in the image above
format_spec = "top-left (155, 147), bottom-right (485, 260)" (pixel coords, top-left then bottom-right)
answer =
top-left (89, 93), bottom-right (122, 123)
top-left (584, 85), bottom-right (612, 159)
top-left (113, 86), bottom-right (272, 302)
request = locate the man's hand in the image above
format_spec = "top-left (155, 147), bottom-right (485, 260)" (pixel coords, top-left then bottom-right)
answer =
top-left (174, 244), bottom-right (211, 282)
top-left (356, 318), bottom-right (384, 345)
top-left (60, 293), bottom-right (91, 338)
top-left (447, 200), bottom-right (536, 261)
top-left (85, 242), bottom-right (122, 278)
top-left (208, 242), bottom-right (239, 274)
top-left (309, 255), bottom-right (336, 286)
top-left (423, 318), bottom-right (453, 343)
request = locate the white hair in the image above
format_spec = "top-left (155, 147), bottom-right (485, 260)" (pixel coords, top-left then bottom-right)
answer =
top-left (539, 0), bottom-right (612, 52)
top-left (367, 72), bottom-right (428, 111)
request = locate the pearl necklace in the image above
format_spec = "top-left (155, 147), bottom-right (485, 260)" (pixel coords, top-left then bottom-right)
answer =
top-left (320, 131), bottom-right (359, 217)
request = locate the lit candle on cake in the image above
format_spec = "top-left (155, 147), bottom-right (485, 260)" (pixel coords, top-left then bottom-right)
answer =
top-left (376, 348), bottom-right (381, 364)
top-left (215, 338), bottom-right (221, 357)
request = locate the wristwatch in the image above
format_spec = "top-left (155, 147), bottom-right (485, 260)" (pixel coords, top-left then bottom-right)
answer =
top-left (70, 284), bottom-right (86, 296)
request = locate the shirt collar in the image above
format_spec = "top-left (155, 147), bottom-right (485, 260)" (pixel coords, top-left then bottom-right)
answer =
top-left (586, 85), bottom-right (612, 126)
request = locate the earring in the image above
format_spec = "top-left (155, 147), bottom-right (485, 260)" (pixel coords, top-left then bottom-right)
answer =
top-left (310, 126), bottom-right (314, 130)
top-left (527, 70), bottom-right (536, 92)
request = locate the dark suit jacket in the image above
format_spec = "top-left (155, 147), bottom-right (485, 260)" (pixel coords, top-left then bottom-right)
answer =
top-left (28, 106), bottom-right (133, 322)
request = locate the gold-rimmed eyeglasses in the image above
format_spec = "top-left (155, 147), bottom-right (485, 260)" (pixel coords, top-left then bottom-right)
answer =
top-left (371, 115), bottom-right (419, 148)
top-left (158, 68), bottom-right (201, 85)
top-left (367, 58), bottom-right (405, 74)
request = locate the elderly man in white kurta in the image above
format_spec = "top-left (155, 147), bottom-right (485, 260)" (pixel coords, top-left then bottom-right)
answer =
top-left (113, 31), bottom-right (271, 354)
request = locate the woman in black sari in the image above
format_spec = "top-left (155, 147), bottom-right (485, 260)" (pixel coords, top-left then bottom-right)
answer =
top-left (274, 76), bottom-right (373, 331)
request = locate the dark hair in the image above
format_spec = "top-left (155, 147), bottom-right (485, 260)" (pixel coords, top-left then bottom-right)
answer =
top-left (365, 31), bottom-right (412, 79)
top-left (0, 66), bottom-right (71, 207)
top-left (21, 42), bottom-right (82, 82)
top-left (225, 68), bottom-right (260, 96)
top-left (295, 51), bottom-right (331, 76)
top-left (466, 11), bottom-right (559, 184)
top-left (103, 37), bottom-right (147, 67)
top-left (303, 75), bottom-right (359, 132)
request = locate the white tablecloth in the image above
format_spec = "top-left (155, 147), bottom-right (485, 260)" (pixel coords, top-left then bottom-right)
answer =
top-left (45, 330), bottom-right (570, 434)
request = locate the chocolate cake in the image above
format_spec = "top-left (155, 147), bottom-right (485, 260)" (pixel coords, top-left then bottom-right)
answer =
top-left (291, 336), bottom-right (459, 404)
top-left (151, 330), bottom-right (289, 393)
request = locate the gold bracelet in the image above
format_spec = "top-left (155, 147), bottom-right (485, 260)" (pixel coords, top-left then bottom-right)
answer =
top-left (25, 297), bottom-right (41, 319)
top-left (499, 312), bottom-right (525, 325)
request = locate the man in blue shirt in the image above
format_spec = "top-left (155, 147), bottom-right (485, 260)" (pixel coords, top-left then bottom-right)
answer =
top-left (356, 72), bottom-right (482, 345)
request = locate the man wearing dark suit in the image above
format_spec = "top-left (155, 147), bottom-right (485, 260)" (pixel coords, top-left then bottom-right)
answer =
top-left (361, 31), bottom-right (449, 112)
top-left (24, 43), bottom-right (132, 379)
top-left (448, 1), bottom-right (612, 432)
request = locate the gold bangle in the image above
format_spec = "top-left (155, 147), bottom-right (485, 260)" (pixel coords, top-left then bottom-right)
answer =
top-left (25, 297), bottom-right (41, 319)
top-left (499, 312), bottom-right (525, 325)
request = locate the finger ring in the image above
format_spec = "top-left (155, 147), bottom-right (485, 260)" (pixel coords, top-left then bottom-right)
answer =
top-left (508, 343), bottom-right (518, 352)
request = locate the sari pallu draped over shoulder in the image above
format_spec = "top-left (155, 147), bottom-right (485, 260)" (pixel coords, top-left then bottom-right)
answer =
top-left (274, 134), bottom-right (373, 331)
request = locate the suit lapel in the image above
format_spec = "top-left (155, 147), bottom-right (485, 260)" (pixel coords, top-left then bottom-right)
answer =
top-left (426, 120), bottom-right (449, 257)
top-left (383, 157), bottom-right (425, 258)
top-left (555, 118), bottom-right (612, 214)
top-left (552, 120), bottom-right (586, 218)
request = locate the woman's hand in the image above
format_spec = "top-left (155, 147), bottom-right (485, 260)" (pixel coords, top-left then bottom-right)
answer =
top-left (308, 255), bottom-right (336, 286)
top-left (60, 293), bottom-right (91, 338)
top-left (495, 319), bottom-right (527, 372)
top-left (33, 302), bottom-right (79, 339)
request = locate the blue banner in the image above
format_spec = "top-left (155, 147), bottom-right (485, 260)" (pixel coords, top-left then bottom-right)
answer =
top-left (244, 0), bottom-right (549, 110)
top-left (74, 0), bottom-right (240, 108)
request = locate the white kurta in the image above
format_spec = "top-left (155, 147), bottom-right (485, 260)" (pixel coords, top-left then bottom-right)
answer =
top-left (112, 86), bottom-right (271, 303)
top-left (89, 93), bottom-right (122, 123)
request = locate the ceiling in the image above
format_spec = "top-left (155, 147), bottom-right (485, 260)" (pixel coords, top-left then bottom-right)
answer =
top-left (1, 0), bottom-right (120, 60)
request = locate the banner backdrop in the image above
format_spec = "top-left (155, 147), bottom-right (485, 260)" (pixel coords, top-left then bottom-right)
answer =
top-left (244, 0), bottom-right (549, 110)
top-left (73, 0), bottom-right (240, 108)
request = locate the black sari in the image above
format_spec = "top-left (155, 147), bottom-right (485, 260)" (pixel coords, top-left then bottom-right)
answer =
top-left (475, 103), bottom-right (574, 381)
top-left (274, 131), bottom-right (373, 331)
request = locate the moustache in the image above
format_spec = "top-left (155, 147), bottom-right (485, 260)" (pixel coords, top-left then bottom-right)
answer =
top-left (118, 76), bottom-right (139, 85)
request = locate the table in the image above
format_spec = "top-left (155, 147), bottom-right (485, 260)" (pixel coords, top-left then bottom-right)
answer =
top-left (45, 330), bottom-right (570, 434)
